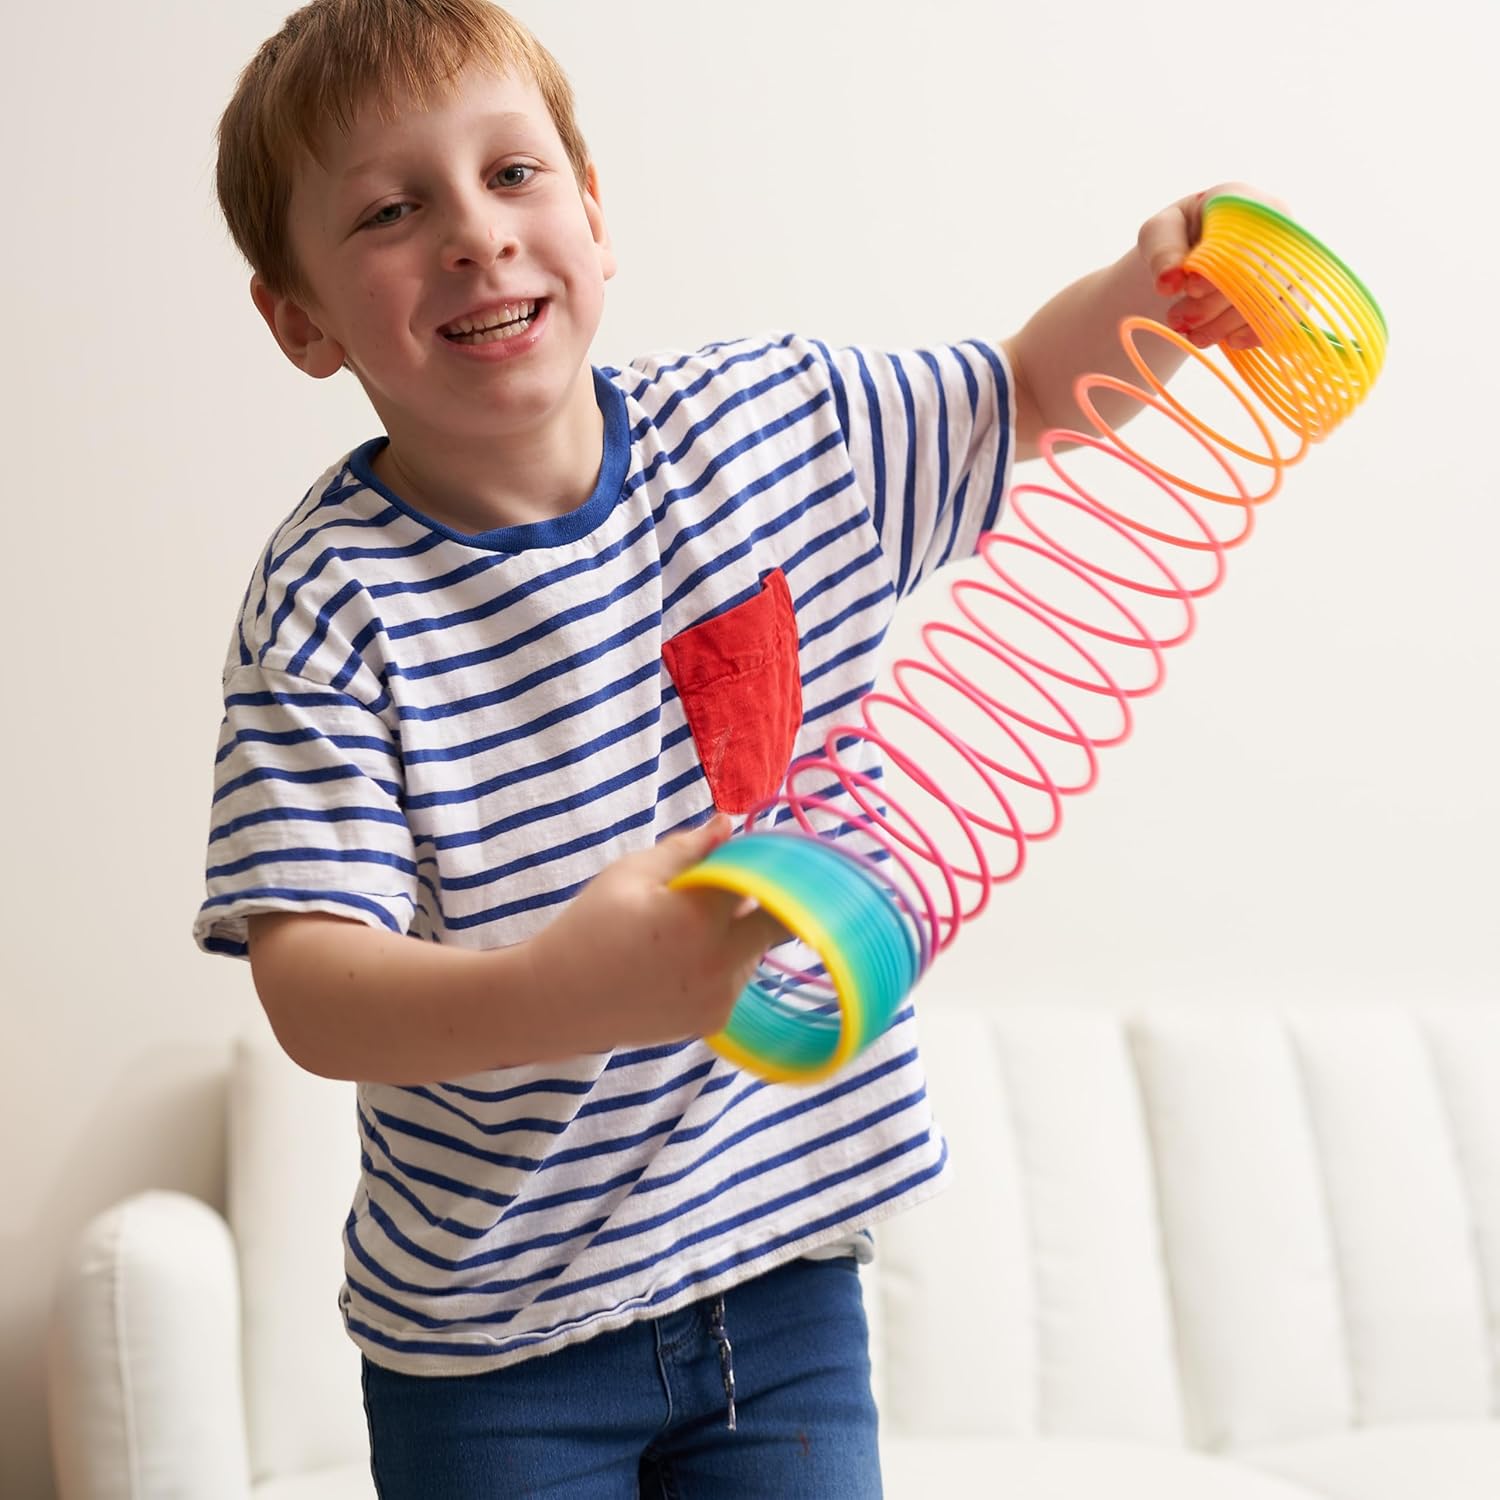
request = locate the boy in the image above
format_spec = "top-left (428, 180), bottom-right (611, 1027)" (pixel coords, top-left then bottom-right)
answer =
top-left (198, 1), bottom-right (1265, 1492)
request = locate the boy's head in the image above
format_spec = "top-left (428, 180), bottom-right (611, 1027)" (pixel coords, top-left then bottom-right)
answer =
top-left (217, 0), bottom-right (615, 463)
top-left (217, 0), bottom-right (591, 304)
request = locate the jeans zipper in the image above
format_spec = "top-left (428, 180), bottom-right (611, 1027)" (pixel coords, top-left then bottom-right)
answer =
top-left (707, 1294), bottom-right (737, 1432)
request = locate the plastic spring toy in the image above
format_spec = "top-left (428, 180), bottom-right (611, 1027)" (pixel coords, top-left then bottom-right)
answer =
top-left (672, 195), bottom-right (1387, 1083)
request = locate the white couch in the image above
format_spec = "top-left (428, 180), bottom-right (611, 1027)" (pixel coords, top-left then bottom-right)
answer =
top-left (48, 999), bottom-right (1500, 1498)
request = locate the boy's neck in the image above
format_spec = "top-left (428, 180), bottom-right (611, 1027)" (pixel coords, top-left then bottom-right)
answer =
top-left (372, 369), bottom-right (606, 536)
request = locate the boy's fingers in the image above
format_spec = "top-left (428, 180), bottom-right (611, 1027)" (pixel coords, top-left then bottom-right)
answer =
top-left (1146, 182), bottom-right (1287, 297)
top-left (651, 814), bottom-right (734, 877)
top-left (1166, 183), bottom-right (1288, 296)
top-left (1185, 304), bottom-right (1250, 347)
top-left (1167, 290), bottom-right (1231, 331)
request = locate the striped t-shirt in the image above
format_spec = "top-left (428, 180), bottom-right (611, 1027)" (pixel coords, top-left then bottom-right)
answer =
top-left (195, 331), bottom-right (1014, 1373)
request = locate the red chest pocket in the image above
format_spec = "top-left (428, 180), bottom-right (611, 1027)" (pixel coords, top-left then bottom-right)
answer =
top-left (662, 568), bottom-right (803, 815)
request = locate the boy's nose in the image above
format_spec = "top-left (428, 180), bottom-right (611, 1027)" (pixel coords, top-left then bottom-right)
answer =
top-left (441, 206), bottom-right (518, 272)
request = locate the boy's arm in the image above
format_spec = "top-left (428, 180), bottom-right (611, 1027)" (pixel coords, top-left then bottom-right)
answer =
top-left (1003, 182), bottom-right (1279, 461)
top-left (249, 913), bottom-right (571, 1083)
top-left (248, 816), bottom-right (785, 1084)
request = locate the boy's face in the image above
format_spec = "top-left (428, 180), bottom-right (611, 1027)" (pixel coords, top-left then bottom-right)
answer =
top-left (254, 65), bottom-right (614, 451)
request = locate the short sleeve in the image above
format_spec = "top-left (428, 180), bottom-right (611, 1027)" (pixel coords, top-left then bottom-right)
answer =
top-left (193, 664), bottom-right (420, 959)
top-left (805, 337), bottom-right (1015, 597)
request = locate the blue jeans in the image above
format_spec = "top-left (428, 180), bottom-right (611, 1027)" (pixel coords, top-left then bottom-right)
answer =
top-left (360, 1254), bottom-right (882, 1498)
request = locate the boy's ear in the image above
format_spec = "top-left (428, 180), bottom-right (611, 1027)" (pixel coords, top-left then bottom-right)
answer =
top-left (583, 163), bottom-right (616, 283)
top-left (250, 275), bottom-right (348, 379)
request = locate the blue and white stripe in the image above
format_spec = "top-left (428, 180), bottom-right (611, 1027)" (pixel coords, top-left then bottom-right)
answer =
top-left (196, 332), bottom-right (1013, 1373)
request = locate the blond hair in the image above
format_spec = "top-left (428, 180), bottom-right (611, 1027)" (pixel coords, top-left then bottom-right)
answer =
top-left (216, 0), bottom-right (590, 299)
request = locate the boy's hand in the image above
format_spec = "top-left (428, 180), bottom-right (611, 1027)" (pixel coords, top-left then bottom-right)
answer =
top-left (532, 815), bottom-right (789, 1052)
top-left (1139, 182), bottom-right (1289, 352)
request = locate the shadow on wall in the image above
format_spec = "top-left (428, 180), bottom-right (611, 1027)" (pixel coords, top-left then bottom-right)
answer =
top-left (5, 1045), bottom-right (231, 1500)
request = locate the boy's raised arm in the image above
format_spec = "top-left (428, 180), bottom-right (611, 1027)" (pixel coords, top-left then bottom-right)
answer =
top-left (247, 816), bottom-right (786, 1084)
top-left (1003, 182), bottom-right (1281, 461)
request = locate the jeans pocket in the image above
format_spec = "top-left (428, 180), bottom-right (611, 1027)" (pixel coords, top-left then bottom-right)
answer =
top-left (662, 568), bottom-right (803, 815)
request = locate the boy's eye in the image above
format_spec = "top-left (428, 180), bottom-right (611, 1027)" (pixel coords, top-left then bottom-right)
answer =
top-left (493, 163), bottom-right (536, 189)
top-left (363, 201), bottom-right (413, 230)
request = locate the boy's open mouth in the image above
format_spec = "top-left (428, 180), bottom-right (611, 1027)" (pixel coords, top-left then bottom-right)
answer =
top-left (440, 300), bottom-right (543, 345)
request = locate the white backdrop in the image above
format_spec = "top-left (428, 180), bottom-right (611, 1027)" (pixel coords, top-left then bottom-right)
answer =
top-left (3, 1), bottom-right (1495, 1494)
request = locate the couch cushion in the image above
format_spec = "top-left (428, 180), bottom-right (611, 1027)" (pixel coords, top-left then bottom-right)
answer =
top-left (1129, 1007), bottom-right (1500, 1453)
top-left (880, 1435), bottom-right (1323, 1498)
top-left (1242, 1422), bottom-right (1500, 1500)
top-left (1422, 1010), bottom-right (1500, 1412)
top-left (1130, 1009), bottom-right (1357, 1450)
top-left (1288, 1012), bottom-right (1491, 1422)
top-left (871, 1006), bottom-right (1184, 1442)
top-left (229, 1020), bottom-right (368, 1485)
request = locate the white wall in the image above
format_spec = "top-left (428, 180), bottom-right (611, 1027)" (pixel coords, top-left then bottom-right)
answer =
top-left (3, 0), bottom-right (1494, 1494)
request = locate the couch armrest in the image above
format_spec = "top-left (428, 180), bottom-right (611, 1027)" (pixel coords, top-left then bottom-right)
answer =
top-left (48, 1190), bottom-right (253, 1500)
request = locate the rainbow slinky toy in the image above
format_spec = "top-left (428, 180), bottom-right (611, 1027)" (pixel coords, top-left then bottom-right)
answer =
top-left (672, 195), bottom-right (1387, 1083)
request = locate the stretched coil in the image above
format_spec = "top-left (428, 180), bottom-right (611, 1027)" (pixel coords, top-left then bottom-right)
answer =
top-left (673, 195), bottom-right (1387, 1082)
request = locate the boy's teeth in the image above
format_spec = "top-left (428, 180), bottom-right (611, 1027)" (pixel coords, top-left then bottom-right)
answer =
top-left (444, 301), bottom-right (538, 339)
